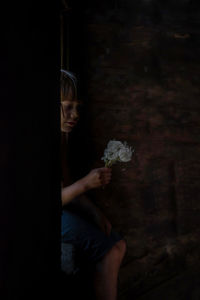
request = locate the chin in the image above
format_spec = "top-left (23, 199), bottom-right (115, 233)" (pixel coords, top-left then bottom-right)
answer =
top-left (61, 125), bottom-right (73, 133)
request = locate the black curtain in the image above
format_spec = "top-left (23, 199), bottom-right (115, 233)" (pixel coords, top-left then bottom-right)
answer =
top-left (0, 1), bottom-right (62, 296)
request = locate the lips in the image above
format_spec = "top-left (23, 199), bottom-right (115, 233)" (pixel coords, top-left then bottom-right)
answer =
top-left (66, 122), bottom-right (76, 127)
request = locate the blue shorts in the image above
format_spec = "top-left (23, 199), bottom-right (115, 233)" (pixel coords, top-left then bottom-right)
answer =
top-left (61, 209), bottom-right (123, 266)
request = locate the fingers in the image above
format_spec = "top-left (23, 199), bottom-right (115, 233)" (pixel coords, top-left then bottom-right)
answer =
top-left (100, 167), bottom-right (112, 173)
top-left (99, 168), bottom-right (112, 186)
top-left (89, 168), bottom-right (112, 188)
top-left (99, 167), bottom-right (112, 177)
top-left (99, 219), bottom-right (112, 236)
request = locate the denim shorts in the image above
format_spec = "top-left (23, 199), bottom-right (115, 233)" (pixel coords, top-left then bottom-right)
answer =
top-left (61, 209), bottom-right (123, 266)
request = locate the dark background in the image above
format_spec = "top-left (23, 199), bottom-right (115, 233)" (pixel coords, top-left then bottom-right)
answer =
top-left (64, 0), bottom-right (200, 299)
top-left (1, 0), bottom-right (200, 299)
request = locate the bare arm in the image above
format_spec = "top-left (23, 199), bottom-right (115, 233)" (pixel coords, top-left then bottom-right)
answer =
top-left (61, 167), bottom-right (111, 207)
top-left (61, 178), bottom-right (88, 206)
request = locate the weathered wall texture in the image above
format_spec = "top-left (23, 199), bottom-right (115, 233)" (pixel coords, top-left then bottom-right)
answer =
top-left (68, 0), bottom-right (200, 298)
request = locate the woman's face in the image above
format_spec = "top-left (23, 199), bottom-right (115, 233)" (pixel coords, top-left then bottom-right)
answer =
top-left (61, 91), bottom-right (80, 133)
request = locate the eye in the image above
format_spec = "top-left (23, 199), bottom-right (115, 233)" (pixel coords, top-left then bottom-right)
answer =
top-left (68, 104), bottom-right (73, 110)
top-left (64, 104), bottom-right (73, 111)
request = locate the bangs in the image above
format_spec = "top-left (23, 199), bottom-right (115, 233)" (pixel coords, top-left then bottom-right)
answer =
top-left (61, 69), bottom-right (77, 100)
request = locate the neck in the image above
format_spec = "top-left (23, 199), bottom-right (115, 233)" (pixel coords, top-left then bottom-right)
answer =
top-left (65, 132), bottom-right (68, 143)
top-left (61, 131), bottom-right (68, 145)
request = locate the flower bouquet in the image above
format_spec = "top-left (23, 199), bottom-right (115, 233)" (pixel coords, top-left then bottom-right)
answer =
top-left (101, 140), bottom-right (134, 167)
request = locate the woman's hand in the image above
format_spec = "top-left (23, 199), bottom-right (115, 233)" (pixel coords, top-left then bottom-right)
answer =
top-left (61, 168), bottom-right (111, 207)
top-left (82, 167), bottom-right (112, 191)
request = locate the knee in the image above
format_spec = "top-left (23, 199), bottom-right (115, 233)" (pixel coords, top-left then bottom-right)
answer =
top-left (107, 239), bottom-right (127, 262)
top-left (115, 239), bottom-right (127, 258)
top-left (96, 239), bottom-right (127, 271)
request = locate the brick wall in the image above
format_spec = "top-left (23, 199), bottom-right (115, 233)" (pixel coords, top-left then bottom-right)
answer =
top-left (67, 0), bottom-right (200, 296)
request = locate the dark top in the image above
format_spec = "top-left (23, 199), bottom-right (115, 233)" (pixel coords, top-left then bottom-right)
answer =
top-left (61, 132), bottom-right (72, 187)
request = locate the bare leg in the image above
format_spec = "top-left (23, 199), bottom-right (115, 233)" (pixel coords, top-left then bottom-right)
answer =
top-left (93, 239), bottom-right (126, 300)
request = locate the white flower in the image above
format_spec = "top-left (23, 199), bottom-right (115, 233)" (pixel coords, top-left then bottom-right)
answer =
top-left (102, 140), bottom-right (124, 162)
top-left (118, 146), bottom-right (133, 162)
top-left (101, 139), bottom-right (134, 167)
top-left (103, 149), bottom-right (118, 161)
top-left (107, 140), bottom-right (124, 152)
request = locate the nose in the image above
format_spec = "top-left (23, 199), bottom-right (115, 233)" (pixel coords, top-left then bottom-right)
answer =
top-left (71, 109), bottom-right (79, 121)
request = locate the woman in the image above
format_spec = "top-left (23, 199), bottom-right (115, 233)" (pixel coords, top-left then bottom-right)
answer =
top-left (61, 69), bottom-right (126, 300)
